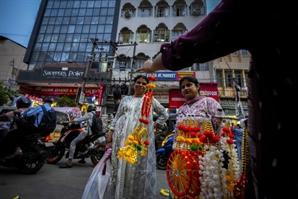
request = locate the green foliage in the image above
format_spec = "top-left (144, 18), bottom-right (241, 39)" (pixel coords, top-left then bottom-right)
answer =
top-left (55, 95), bottom-right (76, 107)
top-left (0, 82), bottom-right (18, 105)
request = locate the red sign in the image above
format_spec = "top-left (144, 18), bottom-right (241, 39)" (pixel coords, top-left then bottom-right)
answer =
top-left (168, 82), bottom-right (219, 108)
top-left (19, 86), bottom-right (101, 97)
top-left (97, 84), bottom-right (104, 106)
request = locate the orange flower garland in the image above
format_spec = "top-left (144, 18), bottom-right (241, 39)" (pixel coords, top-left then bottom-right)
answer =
top-left (117, 74), bottom-right (157, 164)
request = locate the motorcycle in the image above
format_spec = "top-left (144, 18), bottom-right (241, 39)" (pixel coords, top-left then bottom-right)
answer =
top-left (0, 126), bottom-right (54, 174)
top-left (156, 133), bottom-right (174, 170)
top-left (46, 122), bottom-right (106, 166)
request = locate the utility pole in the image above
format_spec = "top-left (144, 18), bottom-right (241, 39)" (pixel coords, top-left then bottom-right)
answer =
top-left (77, 38), bottom-right (99, 105)
top-left (128, 42), bottom-right (137, 95)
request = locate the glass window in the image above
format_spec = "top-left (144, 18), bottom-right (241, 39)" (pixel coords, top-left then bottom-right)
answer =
top-left (37, 35), bottom-right (44, 42)
top-left (75, 25), bottom-right (83, 33)
top-left (93, 8), bottom-right (100, 15)
top-left (107, 8), bottom-right (114, 15)
top-left (103, 34), bottom-right (111, 42)
top-left (105, 25), bottom-right (112, 33)
top-left (90, 25), bottom-right (97, 33)
top-left (58, 9), bottom-right (65, 16)
top-left (86, 9), bottom-right (93, 16)
top-left (82, 25), bottom-right (90, 33)
top-left (72, 9), bottom-right (79, 16)
top-left (80, 34), bottom-right (89, 42)
top-left (61, 52), bottom-right (69, 62)
top-left (44, 9), bottom-right (51, 17)
top-left (31, 52), bottom-right (39, 62)
top-left (46, 1), bottom-right (53, 8)
top-left (44, 34), bottom-right (51, 42)
top-left (54, 52), bottom-right (62, 61)
top-left (58, 34), bottom-right (66, 42)
top-left (53, 1), bottom-right (60, 8)
top-left (49, 43), bottom-right (56, 51)
top-left (234, 71), bottom-right (243, 87)
top-left (55, 17), bottom-right (63, 25)
top-left (34, 43), bottom-right (41, 51)
top-left (102, 1), bottom-right (108, 7)
top-left (138, 8), bottom-right (152, 17)
top-left (40, 25), bottom-right (47, 33)
top-left (60, 26), bottom-right (68, 33)
top-left (154, 30), bottom-right (170, 42)
top-left (63, 17), bottom-right (70, 24)
top-left (94, 1), bottom-right (100, 7)
top-left (156, 7), bottom-right (169, 17)
top-left (65, 9), bottom-right (72, 16)
top-left (97, 26), bottom-right (104, 33)
top-left (77, 17), bottom-right (84, 24)
top-left (42, 43), bottom-right (49, 51)
top-left (49, 17), bottom-right (55, 24)
top-left (51, 34), bottom-right (59, 42)
top-left (46, 25), bottom-right (54, 33)
top-left (56, 43), bottom-right (64, 51)
top-left (68, 25), bottom-right (75, 33)
top-left (99, 16), bottom-right (106, 24)
top-left (53, 26), bottom-right (61, 33)
top-left (172, 6), bottom-right (186, 17)
top-left (71, 43), bottom-right (79, 51)
top-left (66, 34), bottom-right (73, 42)
top-left (70, 17), bottom-right (77, 24)
top-left (69, 53), bottom-right (77, 61)
top-left (91, 17), bottom-right (99, 24)
top-left (74, 1), bottom-right (80, 8)
top-left (109, 1), bottom-right (116, 7)
top-left (51, 9), bottom-right (58, 16)
top-left (87, 1), bottom-right (94, 8)
top-left (241, 49), bottom-right (249, 55)
top-left (73, 34), bottom-right (80, 42)
top-left (216, 72), bottom-right (223, 87)
top-left (60, 1), bottom-right (67, 8)
top-left (38, 53), bottom-right (46, 61)
top-left (42, 17), bottom-right (49, 25)
top-left (225, 71), bottom-right (233, 87)
top-left (101, 8), bottom-right (107, 15)
top-left (79, 9), bottom-right (86, 16)
top-left (85, 17), bottom-right (92, 24)
top-left (80, 1), bottom-right (87, 8)
top-left (67, 1), bottom-right (73, 7)
top-left (79, 43), bottom-right (87, 51)
top-left (63, 43), bottom-right (71, 51)
top-left (106, 16), bottom-right (113, 24)
top-left (77, 53), bottom-right (85, 62)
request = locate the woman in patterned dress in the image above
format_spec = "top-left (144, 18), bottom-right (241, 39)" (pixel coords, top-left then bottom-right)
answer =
top-left (175, 76), bottom-right (224, 138)
top-left (105, 75), bottom-right (168, 199)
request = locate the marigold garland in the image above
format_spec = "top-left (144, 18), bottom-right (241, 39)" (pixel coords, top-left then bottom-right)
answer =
top-left (117, 73), bottom-right (156, 164)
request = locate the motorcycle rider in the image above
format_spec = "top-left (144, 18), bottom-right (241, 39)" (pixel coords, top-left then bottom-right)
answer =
top-left (59, 104), bottom-right (97, 168)
top-left (0, 96), bottom-right (32, 158)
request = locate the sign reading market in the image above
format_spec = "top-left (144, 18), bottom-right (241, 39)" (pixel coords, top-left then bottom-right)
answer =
top-left (146, 72), bottom-right (195, 81)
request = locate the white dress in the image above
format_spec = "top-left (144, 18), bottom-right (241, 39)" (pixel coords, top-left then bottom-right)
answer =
top-left (107, 95), bottom-right (168, 199)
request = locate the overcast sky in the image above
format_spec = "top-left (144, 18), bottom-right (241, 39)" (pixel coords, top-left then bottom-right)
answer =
top-left (0, 0), bottom-right (41, 47)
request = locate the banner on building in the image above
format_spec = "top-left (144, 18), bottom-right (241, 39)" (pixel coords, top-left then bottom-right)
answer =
top-left (97, 83), bottom-right (104, 106)
top-left (168, 82), bottom-right (219, 108)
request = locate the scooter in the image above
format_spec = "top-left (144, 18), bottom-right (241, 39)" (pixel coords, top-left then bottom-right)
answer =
top-left (46, 122), bottom-right (106, 166)
top-left (0, 125), bottom-right (54, 174)
top-left (156, 133), bottom-right (174, 170)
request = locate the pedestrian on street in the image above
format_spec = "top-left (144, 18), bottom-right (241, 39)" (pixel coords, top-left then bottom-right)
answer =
top-left (232, 123), bottom-right (243, 161)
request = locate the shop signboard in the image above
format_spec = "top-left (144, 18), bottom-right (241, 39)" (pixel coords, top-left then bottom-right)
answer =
top-left (146, 72), bottom-right (195, 81)
top-left (169, 82), bottom-right (219, 108)
top-left (97, 83), bottom-right (104, 106)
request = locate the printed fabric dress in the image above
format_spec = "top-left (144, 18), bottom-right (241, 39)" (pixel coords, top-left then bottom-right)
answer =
top-left (175, 96), bottom-right (223, 138)
top-left (107, 95), bottom-right (168, 199)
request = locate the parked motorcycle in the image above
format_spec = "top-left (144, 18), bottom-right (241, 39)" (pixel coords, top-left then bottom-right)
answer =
top-left (0, 127), bottom-right (54, 174)
top-left (46, 122), bottom-right (105, 166)
top-left (156, 133), bottom-right (174, 170)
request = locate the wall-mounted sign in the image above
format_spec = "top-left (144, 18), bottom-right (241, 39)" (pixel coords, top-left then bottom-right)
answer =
top-left (146, 72), bottom-right (196, 81)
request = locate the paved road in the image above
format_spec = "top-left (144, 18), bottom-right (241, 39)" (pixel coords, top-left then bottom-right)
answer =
top-left (0, 158), bottom-right (170, 199)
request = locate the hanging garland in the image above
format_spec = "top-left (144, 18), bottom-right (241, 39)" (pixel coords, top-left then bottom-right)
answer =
top-left (117, 74), bottom-right (157, 164)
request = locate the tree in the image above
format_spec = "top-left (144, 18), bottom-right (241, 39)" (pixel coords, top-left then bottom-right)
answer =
top-left (55, 95), bottom-right (77, 107)
top-left (0, 82), bottom-right (19, 106)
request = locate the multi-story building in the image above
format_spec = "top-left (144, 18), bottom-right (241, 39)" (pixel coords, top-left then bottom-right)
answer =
top-left (15, 0), bottom-right (249, 117)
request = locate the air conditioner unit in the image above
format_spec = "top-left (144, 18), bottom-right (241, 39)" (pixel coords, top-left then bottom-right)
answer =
top-left (124, 10), bottom-right (131, 18)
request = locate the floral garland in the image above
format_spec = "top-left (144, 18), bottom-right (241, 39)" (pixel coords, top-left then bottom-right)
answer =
top-left (117, 74), bottom-right (157, 164)
top-left (219, 125), bottom-right (241, 198)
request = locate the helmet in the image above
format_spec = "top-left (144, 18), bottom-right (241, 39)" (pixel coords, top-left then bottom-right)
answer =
top-left (16, 96), bottom-right (32, 109)
top-left (87, 104), bottom-right (96, 112)
top-left (44, 97), bottom-right (53, 103)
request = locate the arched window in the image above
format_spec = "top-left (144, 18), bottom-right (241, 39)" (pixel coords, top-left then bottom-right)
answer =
top-left (121, 3), bottom-right (136, 18)
top-left (136, 25), bottom-right (151, 43)
top-left (154, 23), bottom-right (170, 42)
top-left (155, 0), bottom-right (170, 17)
top-left (189, 0), bottom-right (205, 16)
top-left (171, 23), bottom-right (187, 41)
top-left (118, 27), bottom-right (134, 43)
top-left (134, 53), bottom-right (150, 70)
top-left (172, 0), bottom-right (187, 17)
top-left (138, 0), bottom-right (153, 17)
